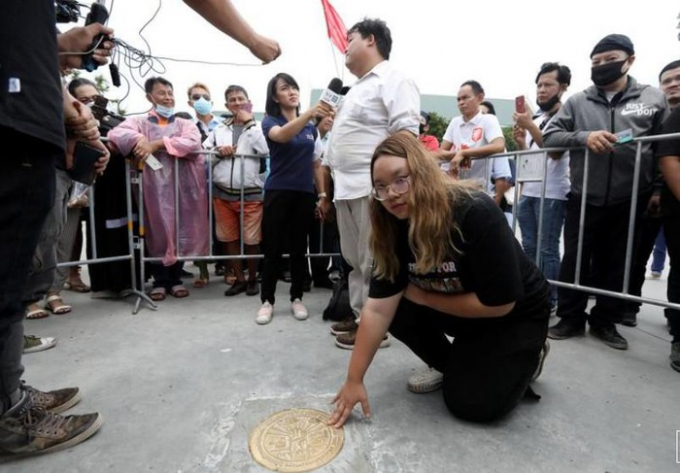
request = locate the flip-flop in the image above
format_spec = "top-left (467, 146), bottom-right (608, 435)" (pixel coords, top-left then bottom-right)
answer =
top-left (26, 304), bottom-right (49, 320)
top-left (149, 287), bottom-right (167, 301)
top-left (193, 278), bottom-right (208, 288)
top-left (45, 295), bottom-right (72, 315)
top-left (170, 285), bottom-right (189, 298)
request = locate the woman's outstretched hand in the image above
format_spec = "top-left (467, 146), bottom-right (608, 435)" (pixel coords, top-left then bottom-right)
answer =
top-left (328, 380), bottom-right (371, 429)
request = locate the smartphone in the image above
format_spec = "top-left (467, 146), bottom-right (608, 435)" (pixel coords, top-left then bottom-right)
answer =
top-left (242, 102), bottom-right (253, 114)
top-left (515, 95), bottom-right (526, 114)
top-left (69, 141), bottom-right (105, 185)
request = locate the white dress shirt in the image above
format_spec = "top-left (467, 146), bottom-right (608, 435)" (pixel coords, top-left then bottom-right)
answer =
top-left (325, 60), bottom-right (420, 200)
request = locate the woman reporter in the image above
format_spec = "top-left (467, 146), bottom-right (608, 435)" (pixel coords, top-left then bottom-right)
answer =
top-left (256, 73), bottom-right (332, 324)
top-left (330, 133), bottom-right (550, 427)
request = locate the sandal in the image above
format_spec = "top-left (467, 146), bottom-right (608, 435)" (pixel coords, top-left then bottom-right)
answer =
top-left (64, 278), bottom-right (91, 293)
top-left (45, 295), bottom-right (72, 315)
top-left (170, 285), bottom-right (189, 298)
top-left (192, 262), bottom-right (210, 288)
top-left (26, 303), bottom-right (49, 320)
top-left (149, 287), bottom-right (167, 301)
top-left (193, 277), bottom-right (209, 288)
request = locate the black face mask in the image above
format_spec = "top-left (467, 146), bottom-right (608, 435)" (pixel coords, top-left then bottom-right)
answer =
top-left (537, 94), bottom-right (561, 112)
top-left (591, 59), bottom-right (628, 87)
top-left (419, 124), bottom-right (426, 134)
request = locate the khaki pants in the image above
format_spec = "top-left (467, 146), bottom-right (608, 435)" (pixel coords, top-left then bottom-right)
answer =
top-left (336, 197), bottom-right (372, 318)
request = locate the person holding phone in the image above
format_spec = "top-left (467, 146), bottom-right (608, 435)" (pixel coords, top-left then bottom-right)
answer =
top-left (204, 85), bottom-right (268, 297)
top-left (329, 133), bottom-right (550, 428)
top-left (255, 73), bottom-right (331, 324)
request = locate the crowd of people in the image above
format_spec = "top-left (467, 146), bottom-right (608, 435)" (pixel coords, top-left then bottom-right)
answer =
top-left (1, 0), bottom-right (679, 459)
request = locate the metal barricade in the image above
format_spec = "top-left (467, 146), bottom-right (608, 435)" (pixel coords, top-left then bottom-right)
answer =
top-left (440, 132), bottom-right (680, 313)
top-left (133, 150), bottom-right (341, 312)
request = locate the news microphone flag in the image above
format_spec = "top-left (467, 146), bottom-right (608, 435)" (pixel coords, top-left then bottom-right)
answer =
top-left (321, 0), bottom-right (348, 54)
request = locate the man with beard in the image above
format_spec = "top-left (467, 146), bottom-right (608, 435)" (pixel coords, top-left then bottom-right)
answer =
top-left (543, 34), bottom-right (668, 350)
top-left (513, 62), bottom-right (572, 314)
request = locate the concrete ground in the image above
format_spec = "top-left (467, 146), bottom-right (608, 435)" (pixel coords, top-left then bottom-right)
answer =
top-left (2, 265), bottom-right (678, 473)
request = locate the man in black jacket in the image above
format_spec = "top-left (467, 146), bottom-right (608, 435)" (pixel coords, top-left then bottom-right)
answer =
top-left (543, 34), bottom-right (668, 350)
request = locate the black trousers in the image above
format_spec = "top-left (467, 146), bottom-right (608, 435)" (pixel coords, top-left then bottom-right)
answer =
top-left (664, 213), bottom-right (680, 338)
top-left (151, 261), bottom-right (184, 290)
top-left (623, 211), bottom-right (663, 316)
top-left (389, 297), bottom-right (549, 423)
top-left (556, 194), bottom-right (648, 327)
top-left (0, 127), bottom-right (58, 411)
top-left (261, 190), bottom-right (315, 304)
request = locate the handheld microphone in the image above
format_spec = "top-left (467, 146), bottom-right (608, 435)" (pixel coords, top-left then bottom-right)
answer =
top-left (82, 2), bottom-right (110, 72)
top-left (320, 78), bottom-right (343, 108)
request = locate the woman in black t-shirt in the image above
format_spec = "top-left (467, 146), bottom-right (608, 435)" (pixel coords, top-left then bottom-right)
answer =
top-left (329, 133), bottom-right (551, 427)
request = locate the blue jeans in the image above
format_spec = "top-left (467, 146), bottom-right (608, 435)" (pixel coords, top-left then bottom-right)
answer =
top-left (651, 227), bottom-right (666, 273)
top-left (517, 196), bottom-right (566, 307)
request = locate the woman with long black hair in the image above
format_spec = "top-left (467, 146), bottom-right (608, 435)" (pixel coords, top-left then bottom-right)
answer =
top-left (256, 73), bottom-right (332, 324)
top-left (330, 132), bottom-right (551, 426)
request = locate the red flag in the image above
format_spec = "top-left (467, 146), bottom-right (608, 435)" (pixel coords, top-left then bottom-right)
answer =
top-left (321, 0), bottom-right (348, 54)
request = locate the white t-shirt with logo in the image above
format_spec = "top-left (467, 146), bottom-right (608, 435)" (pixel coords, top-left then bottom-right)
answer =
top-left (442, 111), bottom-right (511, 193)
top-left (521, 113), bottom-right (570, 200)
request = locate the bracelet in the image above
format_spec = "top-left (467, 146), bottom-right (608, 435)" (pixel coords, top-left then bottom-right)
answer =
top-left (318, 192), bottom-right (327, 199)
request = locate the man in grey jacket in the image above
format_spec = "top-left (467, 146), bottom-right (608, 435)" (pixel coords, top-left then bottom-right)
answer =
top-left (543, 34), bottom-right (668, 350)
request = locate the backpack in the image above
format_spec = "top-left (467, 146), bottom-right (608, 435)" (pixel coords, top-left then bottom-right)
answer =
top-left (323, 277), bottom-right (352, 322)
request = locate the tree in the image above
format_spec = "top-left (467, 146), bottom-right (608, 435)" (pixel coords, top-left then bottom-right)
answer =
top-left (502, 126), bottom-right (518, 152)
top-left (425, 111), bottom-right (449, 143)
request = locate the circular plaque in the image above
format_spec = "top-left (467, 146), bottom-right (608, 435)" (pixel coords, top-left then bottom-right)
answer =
top-left (248, 408), bottom-right (344, 472)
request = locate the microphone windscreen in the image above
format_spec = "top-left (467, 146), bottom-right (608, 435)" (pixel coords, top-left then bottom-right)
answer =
top-left (327, 78), bottom-right (343, 94)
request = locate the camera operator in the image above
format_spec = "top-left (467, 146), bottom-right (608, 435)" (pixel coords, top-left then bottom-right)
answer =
top-left (0, 0), bottom-right (112, 455)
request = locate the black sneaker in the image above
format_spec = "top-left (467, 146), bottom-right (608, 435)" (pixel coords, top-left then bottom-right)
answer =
top-left (620, 312), bottom-right (638, 327)
top-left (224, 281), bottom-right (248, 297)
top-left (547, 319), bottom-right (585, 340)
top-left (246, 280), bottom-right (260, 296)
top-left (0, 393), bottom-right (103, 455)
top-left (669, 341), bottom-right (680, 373)
top-left (589, 324), bottom-right (628, 350)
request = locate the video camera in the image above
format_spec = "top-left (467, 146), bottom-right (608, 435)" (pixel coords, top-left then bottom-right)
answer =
top-left (91, 95), bottom-right (125, 136)
top-left (55, 0), bottom-right (80, 23)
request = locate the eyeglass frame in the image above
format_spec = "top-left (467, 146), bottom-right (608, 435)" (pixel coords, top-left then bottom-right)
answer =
top-left (371, 175), bottom-right (411, 202)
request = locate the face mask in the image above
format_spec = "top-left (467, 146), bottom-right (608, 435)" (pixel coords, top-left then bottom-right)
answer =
top-left (419, 124), bottom-right (426, 134)
top-left (537, 94), bottom-right (561, 112)
top-left (591, 59), bottom-right (628, 87)
top-left (155, 104), bottom-right (175, 118)
top-left (192, 97), bottom-right (213, 116)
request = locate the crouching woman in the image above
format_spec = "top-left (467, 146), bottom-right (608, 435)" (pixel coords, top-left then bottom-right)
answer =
top-left (330, 133), bottom-right (550, 426)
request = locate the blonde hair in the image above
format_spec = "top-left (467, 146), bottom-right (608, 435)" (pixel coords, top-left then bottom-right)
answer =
top-left (187, 82), bottom-right (211, 99)
top-left (370, 133), bottom-right (471, 281)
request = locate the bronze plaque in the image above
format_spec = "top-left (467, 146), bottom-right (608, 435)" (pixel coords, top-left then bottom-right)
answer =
top-left (249, 408), bottom-right (344, 472)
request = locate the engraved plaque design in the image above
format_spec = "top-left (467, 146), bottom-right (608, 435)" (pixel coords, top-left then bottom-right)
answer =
top-left (249, 408), bottom-right (344, 472)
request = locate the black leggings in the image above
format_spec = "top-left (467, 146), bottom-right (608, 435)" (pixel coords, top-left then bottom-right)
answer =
top-left (389, 297), bottom-right (549, 423)
top-left (260, 190), bottom-right (315, 304)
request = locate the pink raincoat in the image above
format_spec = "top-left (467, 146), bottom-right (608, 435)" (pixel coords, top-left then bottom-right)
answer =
top-left (108, 113), bottom-right (209, 266)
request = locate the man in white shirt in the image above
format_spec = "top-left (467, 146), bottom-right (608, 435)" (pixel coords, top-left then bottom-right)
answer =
top-left (513, 62), bottom-right (572, 313)
top-left (323, 18), bottom-right (420, 350)
top-left (438, 81), bottom-right (510, 207)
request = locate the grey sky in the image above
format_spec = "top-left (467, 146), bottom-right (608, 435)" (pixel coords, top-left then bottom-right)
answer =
top-left (83, 0), bottom-right (679, 116)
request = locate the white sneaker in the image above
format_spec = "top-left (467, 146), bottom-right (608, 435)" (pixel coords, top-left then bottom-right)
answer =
top-left (256, 302), bottom-right (273, 325)
top-left (291, 299), bottom-right (308, 320)
top-left (407, 367), bottom-right (444, 394)
top-left (23, 335), bottom-right (58, 354)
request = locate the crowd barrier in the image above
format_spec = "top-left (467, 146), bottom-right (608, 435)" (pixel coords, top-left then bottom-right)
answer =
top-left (57, 135), bottom-right (680, 315)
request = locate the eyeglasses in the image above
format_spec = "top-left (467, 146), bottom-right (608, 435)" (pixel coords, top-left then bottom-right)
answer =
top-left (372, 176), bottom-right (411, 201)
top-left (191, 94), bottom-right (210, 101)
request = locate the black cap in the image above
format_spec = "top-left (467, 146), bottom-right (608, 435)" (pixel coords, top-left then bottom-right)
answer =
top-left (420, 111), bottom-right (430, 123)
top-left (591, 34), bottom-right (634, 58)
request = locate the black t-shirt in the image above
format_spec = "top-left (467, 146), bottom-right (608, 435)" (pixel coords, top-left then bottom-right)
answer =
top-left (0, 0), bottom-right (65, 151)
top-left (655, 107), bottom-right (680, 216)
top-left (369, 192), bottom-right (549, 321)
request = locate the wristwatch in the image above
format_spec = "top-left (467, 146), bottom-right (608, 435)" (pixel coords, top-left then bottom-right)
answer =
top-left (318, 192), bottom-right (328, 199)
